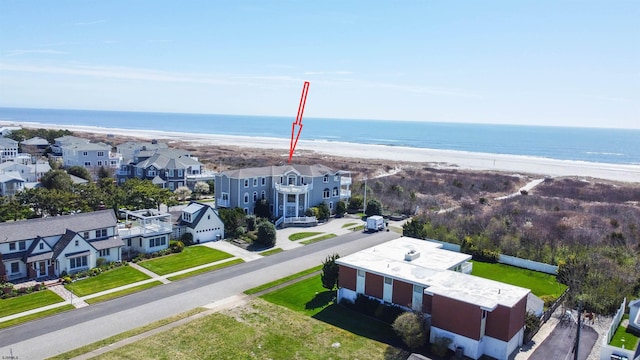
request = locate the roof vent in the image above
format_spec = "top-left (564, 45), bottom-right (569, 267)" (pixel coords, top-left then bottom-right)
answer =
top-left (405, 249), bottom-right (420, 261)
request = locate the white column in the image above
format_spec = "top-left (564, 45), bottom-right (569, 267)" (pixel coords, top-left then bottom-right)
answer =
top-left (295, 193), bottom-right (299, 217)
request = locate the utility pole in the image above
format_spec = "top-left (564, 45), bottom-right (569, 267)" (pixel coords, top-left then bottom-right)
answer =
top-left (363, 176), bottom-right (367, 214)
top-left (573, 300), bottom-right (582, 360)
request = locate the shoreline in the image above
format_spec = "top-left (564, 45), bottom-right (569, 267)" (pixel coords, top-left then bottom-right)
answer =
top-left (3, 120), bottom-right (640, 183)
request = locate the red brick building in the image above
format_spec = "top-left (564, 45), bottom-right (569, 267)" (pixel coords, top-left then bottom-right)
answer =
top-left (336, 237), bottom-right (530, 360)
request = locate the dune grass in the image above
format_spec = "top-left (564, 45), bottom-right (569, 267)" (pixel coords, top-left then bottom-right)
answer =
top-left (66, 266), bottom-right (151, 297)
top-left (138, 246), bottom-right (233, 275)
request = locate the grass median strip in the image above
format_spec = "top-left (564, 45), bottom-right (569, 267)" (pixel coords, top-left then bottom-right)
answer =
top-left (0, 290), bottom-right (65, 318)
top-left (65, 266), bottom-right (151, 297)
top-left (259, 248), bottom-right (283, 256)
top-left (244, 265), bottom-right (322, 295)
top-left (300, 233), bottom-right (336, 245)
top-left (85, 281), bottom-right (163, 304)
top-left (168, 259), bottom-right (245, 281)
top-left (341, 222), bottom-right (358, 228)
top-left (47, 307), bottom-right (207, 360)
top-left (0, 305), bottom-right (75, 330)
top-left (138, 246), bottom-right (233, 275)
top-left (288, 232), bottom-right (322, 241)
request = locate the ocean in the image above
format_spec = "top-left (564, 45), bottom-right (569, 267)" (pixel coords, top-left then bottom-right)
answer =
top-left (0, 107), bottom-right (638, 165)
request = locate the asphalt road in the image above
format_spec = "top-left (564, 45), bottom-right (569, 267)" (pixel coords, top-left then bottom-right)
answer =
top-left (0, 230), bottom-right (400, 359)
top-left (528, 321), bottom-right (598, 360)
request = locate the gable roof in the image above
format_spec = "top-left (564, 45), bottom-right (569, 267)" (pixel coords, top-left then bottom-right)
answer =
top-left (0, 171), bottom-right (26, 183)
top-left (90, 237), bottom-right (125, 250)
top-left (222, 164), bottom-right (337, 179)
top-left (135, 152), bottom-right (201, 171)
top-left (0, 210), bottom-right (117, 243)
top-left (51, 230), bottom-right (84, 259)
top-left (0, 137), bottom-right (18, 147)
top-left (178, 201), bottom-right (219, 229)
top-left (21, 137), bottom-right (49, 146)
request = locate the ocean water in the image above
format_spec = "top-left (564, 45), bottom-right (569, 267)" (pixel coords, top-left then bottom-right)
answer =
top-left (0, 107), bottom-right (638, 165)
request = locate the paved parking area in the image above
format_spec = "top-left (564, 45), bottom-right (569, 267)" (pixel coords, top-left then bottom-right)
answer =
top-left (527, 322), bottom-right (598, 360)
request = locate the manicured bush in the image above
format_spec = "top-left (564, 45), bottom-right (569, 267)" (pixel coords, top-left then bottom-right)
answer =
top-left (345, 294), bottom-right (405, 324)
top-left (181, 232), bottom-right (194, 246)
top-left (170, 240), bottom-right (185, 253)
top-left (393, 312), bottom-right (426, 350)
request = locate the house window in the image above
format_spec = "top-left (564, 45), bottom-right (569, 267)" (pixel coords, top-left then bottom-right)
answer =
top-left (261, 177), bottom-right (266, 186)
top-left (83, 231), bottom-right (90, 239)
top-left (253, 178), bottom-right (258, 187)
top-left (39, 243), bottom-right (44, 250)
top-left (244, 179), bottom-right (249, 188)
top-left (84, 162), bottom-right (91, 166)
top-left (243, 208), bottom-right (248, 214)
top-left (244, 193), bottom-right (249, 204)
top-left (334, 175), bottom-right (339, 182)
top-left (95, 229), bottom-right (107, 238)
top-left (83, 151), bottom-right (88, 156)
top-left (148, 169), bottom-right (156, 177)
top-left (9, 242), bottom-right (15, 251)
top-left (323, 188), bottom-right (330, 199)
top-left (288, 175), bottom-right (296, 185)
top-left (261, 190), bottom-right (266, 199)
top-left (69, 256), bottom-right (88, 269)
top-left (169, 182), bottom-right (174, 190)
top-left (97, 151), bottom-right (104, 157)
top-left (182, 212), bottom-right (191, 222)
top-left (97, 161), bottom-right (103, 166)
top-left (177, 169), bottom-right (183, 177)
top-left (150, 236), bottom-right (167, 247)
top-left (110, 160), bottom-right (117, 165)
top-left (169, 169), bottom-right (174, 177)
top-left (18, 241), bottom-right (26, 250)
top-left (11, 262), bottom-right (19, 274)
top-left (329, 202), bottom-right (333, 210)
top-left (253, 192), bottom-right (258, 202)
top-left (75, 240), bottom-right (79, 246)
top-left (332, 187), bottom-right (339, 196)
top-left (99, 249), bottom-right (110, 257)
top-left (323, 174), bottom-right (329, 183)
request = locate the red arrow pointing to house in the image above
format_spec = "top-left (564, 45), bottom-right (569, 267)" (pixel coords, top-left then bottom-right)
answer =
top-left (288, 81), bottom-right (310, 163)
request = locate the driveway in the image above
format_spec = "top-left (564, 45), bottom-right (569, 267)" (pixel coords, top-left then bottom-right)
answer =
top-left (527, 322), bottom-right (598, 360)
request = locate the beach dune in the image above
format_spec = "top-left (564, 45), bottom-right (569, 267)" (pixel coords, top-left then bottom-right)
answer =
top-left (4, 121), bottom-right (640, 183)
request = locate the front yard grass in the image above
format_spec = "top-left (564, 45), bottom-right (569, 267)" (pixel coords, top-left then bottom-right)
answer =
top-left (289, 232), bottom-right (322, 241)
top-left (167, 258), bottom-right (244, 281)
top-left (138, 246), bottom-right (233, 275)
top-left (66, 266), bottom-right (151, 297)
top-left (244, 265), bottom-right (322, 295)
top-left (0, 290), bottom-right (65, 318)
top-left (471, 261), bottom-right (567, 299)
top-left (610, 315), bottom-right (640, 350)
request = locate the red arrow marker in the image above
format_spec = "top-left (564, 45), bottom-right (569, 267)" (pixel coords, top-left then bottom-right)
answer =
top-left (289, 81), bottom-right (310, 163)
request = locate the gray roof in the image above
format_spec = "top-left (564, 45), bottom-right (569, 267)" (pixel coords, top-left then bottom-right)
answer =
top-left (63, 142), bottom-right (110, 151)
top-left (0, 137), bottom-right (18, 147)
top-left (90, 237), bottom-right (125, 250)
top-left (0, 210), bottom-right (117, 243)
top-left (0, 172), bottom-right (25, 183)
top-left (54, 136), bottom-right (89, 145)
top-left (222, 164), bottom-right (337, 179)
top-left (136, 152), bottom-right (201, 171)
top-left (26, 252), bottom-right (53, 263)
top-left (21, 137), bottom-right (49, 146)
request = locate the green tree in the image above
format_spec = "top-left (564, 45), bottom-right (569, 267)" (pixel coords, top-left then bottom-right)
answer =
top-left (365, 199), bottom-right (383, 216)
top-left (97, 166), bottom-right (113, 179)
top-left (206, 180), bottom-right (215, 194)
top-left (174, 186), bottom-right (192, 201)
top-left (335, 200), bottom-right (347, 218)
top-left (67, 166), bottom-right (92, 181)
top-left (40, 170), bottom-right (73, 191)
top-left (219, 207), bottom-right (247, 238)
top-left (256, 221), bottom-right (276, 247)
top-left (348, 194), bottom-right (363, 212)
top-left (392, 312), bottom-right (426, 350)
top-left (321, 253), bottom-right (340, 290)
top-left (255, 198), bottom-right (271, 219)
top-left (0, 196), bottom-right (33, 222)
top-left (317, 201), bottom-right (331, 221)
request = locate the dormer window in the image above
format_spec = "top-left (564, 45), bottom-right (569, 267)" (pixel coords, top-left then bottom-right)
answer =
top-left (182, 212), bottom-right (192, 222)
top-left (323, 174), bottom-right (329, 183)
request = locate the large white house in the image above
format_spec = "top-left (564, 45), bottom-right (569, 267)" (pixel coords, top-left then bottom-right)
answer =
top-left (0, 210), bottom-right (125, 280)
top-left (172, 201), bottom-right (224, 243)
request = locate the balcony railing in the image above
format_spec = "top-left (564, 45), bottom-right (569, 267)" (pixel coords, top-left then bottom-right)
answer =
top-left (341, 177), bottom-right (352, 186)
top-left (284, 216), bottom-right (317, 224)
top-left (340, 190), bottom-right (351, 198)
top-left (117, 220), bottom-right (172, 238)
top-left (275, 183), bottom-right (312, 194)
top-left (216, 198), bottom-right (230, 207)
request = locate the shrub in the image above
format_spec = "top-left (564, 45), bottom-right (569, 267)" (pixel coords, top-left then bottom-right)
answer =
top-left (346, 294), bottom-right (404, 324)
top-left (317, 202), bottom-right (331, 221)
top-left (235, 226), bottom-right (246, 238)
top-left (63, 276), bottom-right (72, 284)
top-left (540, 295), bottom-right (557, 308)
top-left (170, 240), bottom-right (185, 253)
top-left (256, 222), bottom-right (276, 247)
top-left (96, 257), bottom-right (107, 268)
top-left (431, 335), bottom-right (453, 357)
top-left (393, 312), bottom-right (426, 350)
top-left (335, 200), bottom-right (347, 217)
top-left (181, 232), bottom-right (194, 246)
top-left (246, 215), bottom-right (257, 231)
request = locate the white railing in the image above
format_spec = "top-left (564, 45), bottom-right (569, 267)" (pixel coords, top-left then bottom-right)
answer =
top-left (275, 183), bottom-right (312, 194)
top-left (284, 216), bottom-right (317, 224)
top-left (216, 198), bottom-right (230, 207)
top-left (117, 222), bottom-right (172, 238)
top-left (461, 262), bottom-right (473, 274)
top-left (340, 190), bottom-right (351, 198)
top-left (275, 217), bottom-right (284, 227)
top-left (341, 177), bottom-right (352, 186)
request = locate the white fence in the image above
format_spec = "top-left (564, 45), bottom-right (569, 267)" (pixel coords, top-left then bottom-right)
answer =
top-left (423, 238), bottom-right (558, 275)
top-left (600, 297), bottom-right (638, 360)
top-left (498, 255), bottom-right (558, 275)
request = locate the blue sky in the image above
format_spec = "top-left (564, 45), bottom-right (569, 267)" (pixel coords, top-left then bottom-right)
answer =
top-left (0, 1), bottom-right (638, 128)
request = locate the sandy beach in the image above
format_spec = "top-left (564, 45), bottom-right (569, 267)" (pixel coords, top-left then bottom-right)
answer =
top-left (4, 120), bottom-right (640, 183)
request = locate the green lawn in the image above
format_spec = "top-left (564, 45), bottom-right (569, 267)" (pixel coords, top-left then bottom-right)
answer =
top-left (301, 234), bottom-right (336, 245)
top-left (66, 266), bottom-right (151, 297)
top-left (0, 290), bottom-right (65, 318)
top-left (289, 232), bottom-right (322, 241)
top-left (138, 246), bottom-right (233, 275)
top-left (471, 261), bottom-right (567, 299)
top-left (610, 315), bottom-right (640, 350)
top-left (341, 222), bottom-right (358, 228)
top-left (167, 259), bottom-right (244, 281)
top-left (0, 305), bottom-right (75, 330)
top-left (85, 281), bottom-right (163, 304)
top-left (259, 248), bottom-right (283, 256)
